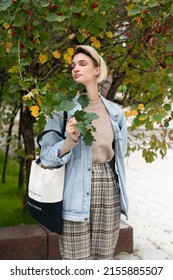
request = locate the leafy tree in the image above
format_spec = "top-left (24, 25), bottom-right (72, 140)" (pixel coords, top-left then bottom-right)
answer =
top-left (0, 0), bottom-right (173, 200)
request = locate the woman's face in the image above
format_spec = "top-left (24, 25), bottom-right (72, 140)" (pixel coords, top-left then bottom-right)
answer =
top-left (71, 53), bottom-right (100, 86)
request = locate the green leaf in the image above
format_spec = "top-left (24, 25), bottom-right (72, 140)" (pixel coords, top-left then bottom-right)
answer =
top-left (54, 100), bottom-right (76, 112)
top-left (77, 94), bottom-right (89, 109)
top-left (163, 104), bottom-right (171, 111)
top-left (152, 114), bottom-right (162, 123)
top-left (142, 149), bottom-right (156, 163)
top-left (40, 0), bottom-right (50, 7)
top-left (74, 110), bottom-right (98, 123)
top-left (133, 117), bottom-right (146, 127)
top-left (46, 13), bottom-right (68, 22)
top-left (76, 121), bottom-right (96, 146)
top-left (77, 34), bottom-right (85, 43)
top-left (149, 7), bottom-right (157, 17)
top-left (9, 84), bottom-right (19, 93)
top-left (166, 57), bottom-right (173, 65)
top-left (149, 83), bottom-right (159, 92)
top-left (145, 120), bottom-right (153, 130)
top-left (138, 113), bottom-right (148, 121)
top-left (132, 0), bottom-right (142, 2)
top-left (20, 57), bottom-right (32, 66)
top-left (166, 44), bottom-right (173, 52)
top-left (0, 0), bottom-right (12, 11)
top-left (128, 6), bottom-right (141, 15)
top-left (83, 130), bottom-right (95, 146)
top-left (73, 110), bottom-right (98, 146)
top-left (164, 121), bottom-right (169, 128)
top-left (148, 1), bottom-right (158, 8)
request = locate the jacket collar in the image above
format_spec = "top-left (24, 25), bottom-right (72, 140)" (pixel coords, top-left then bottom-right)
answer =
top-left (72, 93), bottom-right (120, 120)
top-left (100, 95), bottom-right (119, 118)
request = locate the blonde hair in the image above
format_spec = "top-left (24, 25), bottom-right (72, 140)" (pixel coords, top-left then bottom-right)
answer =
top-left (73, 45), bottom-right (108, 83)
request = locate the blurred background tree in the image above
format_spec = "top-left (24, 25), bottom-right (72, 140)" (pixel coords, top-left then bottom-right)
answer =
top-left (0, 0), bottom-right (173, 207)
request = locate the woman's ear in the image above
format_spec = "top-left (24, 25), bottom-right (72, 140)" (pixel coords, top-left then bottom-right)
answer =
top-left (95, 66), bottom-right (101, 77)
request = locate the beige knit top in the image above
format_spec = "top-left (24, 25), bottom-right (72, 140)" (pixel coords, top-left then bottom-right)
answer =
top-left (84, 97), bottom-right (114, 163)
top-left (59, 97), bottom-right (114, 163)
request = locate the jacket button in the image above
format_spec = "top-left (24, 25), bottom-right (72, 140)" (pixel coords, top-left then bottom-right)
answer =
top-left (84, 218), bottom-right (88, 221)
top-left (86, 192), bottom-right (89, 196)
top-left (88, 168), bottom-right (91, 171)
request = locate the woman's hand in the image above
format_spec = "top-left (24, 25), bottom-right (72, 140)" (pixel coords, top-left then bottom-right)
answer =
top-left (66, 117), bottom-right (78, 143)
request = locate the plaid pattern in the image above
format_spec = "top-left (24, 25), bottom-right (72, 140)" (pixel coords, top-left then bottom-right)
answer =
top-left (59, 162), bottom-right (120, 260)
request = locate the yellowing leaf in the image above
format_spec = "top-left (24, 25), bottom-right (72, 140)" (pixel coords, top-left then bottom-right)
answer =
top-left (46, 82), bottom-right (51, 88)
top-left (53, 50), bottom-right (61, 59)
top-left (136, 17), bottom-right (142, 24)
top-left (36, 97), bottom-right (42, 107)
top-left (29, 106), bottom-right (40, 118)
top-left (31, 88), bottom-right (39, 95)
top-left (124, 111), bottom-right (130, 118)
top-left (106, 31), bottom-right (113, 38)
top-left (138, 114), bottom-right (148, 121)
top-left (5, 42), bottom-right (13, 53)
top-left (130, 109), bottom-right (137, 116)
top-left (67, 48), bottom-right (74, 56)
top-left (22, 91), bottom-right (34, 101)
top-left (8, 66), bottom-right (18, 73)
top-left (101, 11), bottom-right (106, 15)
top-left (68, 33), bottom-right (76, 39)
top-left (3, 22), bottom-right (10, 29)
top-left (39, 53), bottom-right (48, 64)
top-left (90, 36), bottom-right (101, 48)
top-left (126, 3), bottom-right (134, 11)
top-left (34, 38), bottom-right (40, 45)
top-left (90, 36), bottom-right (97, 42)
top-left (64, 53), bottom-right (72, 64)
top-left (138, 103), bottom-right (144, 110)
top-left (92, 40), bottom-right (101, 49)
top-left (94, 7), bottom-right (99, 13)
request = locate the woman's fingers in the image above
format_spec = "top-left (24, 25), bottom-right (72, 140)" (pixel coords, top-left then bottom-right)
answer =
top-left (66, 117), bottom-right (78, 142)
top-left (66, 117), bottom-right (78, 129)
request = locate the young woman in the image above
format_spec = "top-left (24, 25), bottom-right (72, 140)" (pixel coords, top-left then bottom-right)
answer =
top-left (40, 45), bottom-right (128, 260)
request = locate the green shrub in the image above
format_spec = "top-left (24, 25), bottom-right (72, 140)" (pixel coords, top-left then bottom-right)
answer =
top-left (0, 150), bottom-right (35, 227)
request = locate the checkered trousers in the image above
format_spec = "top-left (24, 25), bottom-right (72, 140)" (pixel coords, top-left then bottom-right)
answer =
top-left (59, 162), bottom-right (121, 260)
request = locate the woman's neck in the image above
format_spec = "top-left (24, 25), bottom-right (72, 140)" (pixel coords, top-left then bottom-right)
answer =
top-left (85, 82), bottom-right (99, 101)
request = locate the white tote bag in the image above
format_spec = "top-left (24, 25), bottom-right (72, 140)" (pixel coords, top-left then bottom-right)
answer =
top-left (27, 112), bottom-right (67, 233)
top-left (28, 161), bottom-right (65, 203)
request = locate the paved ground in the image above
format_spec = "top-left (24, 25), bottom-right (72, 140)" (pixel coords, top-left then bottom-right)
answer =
top-left (118, 148), bottom-right (173, 260)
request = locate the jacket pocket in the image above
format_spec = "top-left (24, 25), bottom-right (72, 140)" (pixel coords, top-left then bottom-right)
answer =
top-left (115, 131), bottom-right (123, 158)
top-left (63, 157), bottom-right (83, 213)
top-left (72, 144), bottom-right (81, 158)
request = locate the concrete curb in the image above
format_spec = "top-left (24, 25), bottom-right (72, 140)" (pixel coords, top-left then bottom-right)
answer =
top-left (0, 221), bottom-right (133, 260)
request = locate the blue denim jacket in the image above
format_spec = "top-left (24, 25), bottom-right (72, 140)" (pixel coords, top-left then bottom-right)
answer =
top-left (40, 94), bottom-right (128, 222)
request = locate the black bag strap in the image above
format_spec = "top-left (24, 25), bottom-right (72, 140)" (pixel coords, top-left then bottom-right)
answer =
top-left (37, 111), bottom-right (68, 149)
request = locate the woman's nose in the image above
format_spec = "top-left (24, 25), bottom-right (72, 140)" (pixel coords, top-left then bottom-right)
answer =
top-left (73, 67), bottom-right (79, 72)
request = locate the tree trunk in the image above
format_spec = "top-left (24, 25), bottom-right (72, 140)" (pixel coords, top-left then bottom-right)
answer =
top-left (107, 72), bottom-right (126, 103)
top-left (1, 104), bottom-right (19, 183)
top-left (20, 106), bottom-right (35, 212)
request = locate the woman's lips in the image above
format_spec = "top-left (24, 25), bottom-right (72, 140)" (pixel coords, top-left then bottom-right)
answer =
top-left (74, 74), bottom-right (81, 79)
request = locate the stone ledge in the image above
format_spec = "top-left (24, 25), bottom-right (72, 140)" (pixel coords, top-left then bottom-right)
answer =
top-left (115, 220), bottom-right (133, 256)
top-left (0, 221), bottom-right (133, 260)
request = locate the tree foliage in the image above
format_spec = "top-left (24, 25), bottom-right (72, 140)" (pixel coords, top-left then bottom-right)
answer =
top-left (0, 0), bottom-right (173, 190)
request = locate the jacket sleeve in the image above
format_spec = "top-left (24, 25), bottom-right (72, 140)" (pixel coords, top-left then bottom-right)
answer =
top-left (40, 112), bottom-right (72, 168)
top-left (118, 111), bottom-right (127, 157)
